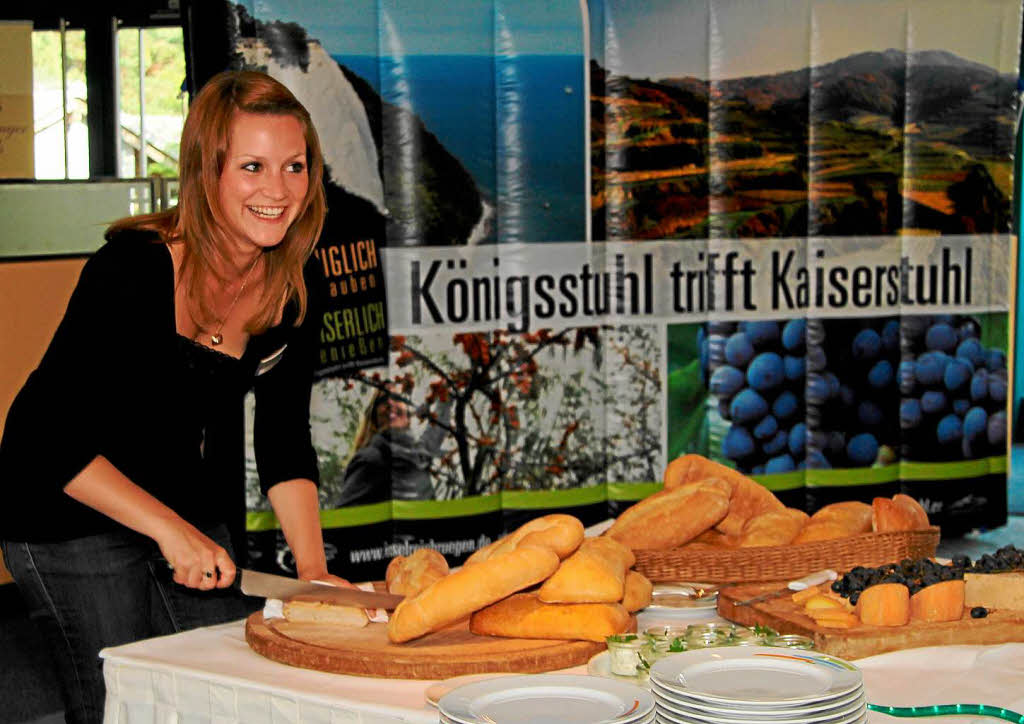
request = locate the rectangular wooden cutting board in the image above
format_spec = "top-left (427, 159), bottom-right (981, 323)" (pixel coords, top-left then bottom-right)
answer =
top-left (245, 612), bottom-right (620, 679)
top-left (718, 582), bottom-right (1024, 660)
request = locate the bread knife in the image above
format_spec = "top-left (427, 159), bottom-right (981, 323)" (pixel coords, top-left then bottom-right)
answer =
top-left (731, 569), bottom-right (838, 607)
top-left (236, 568), bottom-right (405, 609)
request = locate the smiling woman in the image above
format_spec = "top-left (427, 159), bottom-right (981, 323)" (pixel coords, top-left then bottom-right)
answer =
top-left (0, 70), bottom-right (353, 724)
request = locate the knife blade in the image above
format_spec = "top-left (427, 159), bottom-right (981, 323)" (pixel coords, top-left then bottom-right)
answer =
top-left (236, 568), bottom-right (405, 609)
top-left (732, 569), bottom-right (838, 607)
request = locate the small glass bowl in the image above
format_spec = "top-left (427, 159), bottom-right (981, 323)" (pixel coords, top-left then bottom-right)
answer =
top-left (643, 625), bottom-right (689, 656)
top-left (605, 635), bottom-right (652, 676)
top-left (684, 622), bottom-right (735, 649)
top-left (767, 634), bottom-right (816, 650)
top-left (726, 626), bottom-right (763, 646)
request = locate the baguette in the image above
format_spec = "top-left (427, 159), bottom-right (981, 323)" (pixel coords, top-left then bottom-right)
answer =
top-left (470, 592), bottom-right (632, 642)
top-left (282, 594), bottom-right (369, 628)
top-left (792, 501), bottom-right (873, 543)
top-left (387, 546), bottom-right (560, 643)
top-left (689, 528), bottom-right (739, 548)
top-left (606, 477), bottom-right (731, 550)
top-left (386, 548), bottom-right (450, 597)
top-left (664, 454), bottom-right (785, 537)
top-left (537, 537), bottom-right (636, 603)
top-left (739, 508), bottom-right (809, 547)
top-left (621, 570), bottom-right (653, 613)
top-left (464, 514), bottom-right (584, 565)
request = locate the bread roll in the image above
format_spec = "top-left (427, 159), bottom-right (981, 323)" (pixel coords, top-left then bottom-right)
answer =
top-left (282, 594), bottom-right (369, 627)
top-left (621, 570), bottom-right (653, 613)
top-left (606, 477), bottom-right (731, 550)
top-left (387, 546), bottom-right (560, 643)
top-left (464, 514), bottom-right (584, 565)
top-left (791, 521), bottom-right (851, 543)
top-left (386, 548), bottom-right (450, 597)
top-left (470, 592), bottom-right (632, 642)
top-left (538, 537), bottom-right (636, 603)
top-left (892, 493), bottom-right (930, 529)
top-left (872, 497), bottom-right (913, 532)
top-left (663, 455), bottom-right (785, 537)
top-left (792, 501), bottom-right (872, 543)
top-left (716, 476), bottom-right (786, 538)
top-left (739, 508), bottom-right (809, 547)
top-left (690, 528), bottom-right (739, 548)
top-left (676, 541), bottom-right (722, 551)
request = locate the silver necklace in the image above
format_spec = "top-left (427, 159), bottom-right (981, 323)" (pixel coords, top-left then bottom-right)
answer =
top-left (209, 254), bottom-right (260, 346)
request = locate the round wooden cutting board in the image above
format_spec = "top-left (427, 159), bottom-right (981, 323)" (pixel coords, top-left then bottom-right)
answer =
top-left (245, 612), bottom-right (610, 679)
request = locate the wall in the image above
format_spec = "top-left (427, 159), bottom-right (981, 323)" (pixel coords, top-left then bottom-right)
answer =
top-left (0, 258), bottom-right (85, 583)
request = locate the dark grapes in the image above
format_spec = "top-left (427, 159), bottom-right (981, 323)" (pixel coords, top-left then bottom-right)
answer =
top-left (703, 319), bottom-right (807, 473)
top-left (899, 314), bottom-right (1009, 463)
top-left (700, 312), bottom-right (1005, 473)
top-left (725, 333), bottom-right (756, 367)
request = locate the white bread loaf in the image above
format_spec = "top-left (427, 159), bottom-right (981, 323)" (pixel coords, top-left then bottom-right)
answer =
top-left (387, 546), bottom-right (560, 643)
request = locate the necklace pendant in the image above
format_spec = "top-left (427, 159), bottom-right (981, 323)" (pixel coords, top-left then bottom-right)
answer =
top-left (210, 333), bottom-right (224, 346)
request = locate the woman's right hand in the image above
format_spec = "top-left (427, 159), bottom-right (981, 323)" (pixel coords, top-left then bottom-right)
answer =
top-left (62, 456), bottom-right (236, 591)
top-left (153, 517), bottom-right (236, 591)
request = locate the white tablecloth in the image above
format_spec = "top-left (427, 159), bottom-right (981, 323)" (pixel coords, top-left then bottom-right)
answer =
top-left (101, 614), bottom-right (1024, 724)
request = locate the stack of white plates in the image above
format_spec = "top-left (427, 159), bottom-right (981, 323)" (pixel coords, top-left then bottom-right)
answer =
top-left (437, 673), bottom-right (657, 723)
top-left (648, 646), bottom-right (867, 724)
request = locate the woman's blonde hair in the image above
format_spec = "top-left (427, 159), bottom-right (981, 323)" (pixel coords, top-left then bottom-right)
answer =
top-left (108, 70), bottom-right (326, 332)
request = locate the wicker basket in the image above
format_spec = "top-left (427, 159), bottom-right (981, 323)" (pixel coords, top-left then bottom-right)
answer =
top-left (632, 527), bottom-right (941, 583)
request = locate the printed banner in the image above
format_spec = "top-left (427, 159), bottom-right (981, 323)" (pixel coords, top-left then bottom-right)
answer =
top-left (212, 0), bottom-right (1021, 580)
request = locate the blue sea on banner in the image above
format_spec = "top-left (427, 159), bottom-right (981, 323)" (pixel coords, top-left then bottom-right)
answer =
top-left (334, 54), bottom-right (587, 243)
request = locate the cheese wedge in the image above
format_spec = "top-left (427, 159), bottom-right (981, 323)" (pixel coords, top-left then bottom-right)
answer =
top-left (964, 571), bottom-right (1024, 611)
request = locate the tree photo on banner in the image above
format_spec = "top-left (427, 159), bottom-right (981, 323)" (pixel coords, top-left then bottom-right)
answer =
top-left (195, 0), bottom-right (1021, 580)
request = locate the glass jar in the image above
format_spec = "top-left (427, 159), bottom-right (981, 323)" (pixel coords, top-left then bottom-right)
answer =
top-left (684, 622), bottom-right (734, 649)
top-left (605, 635), bottom-right (652, 676)
top-left (767, 634), bottom-right (816, 650)
top-left (643, 625), bottom-right (688, 657)
top-left (726, 626), bottom-right (763, 646)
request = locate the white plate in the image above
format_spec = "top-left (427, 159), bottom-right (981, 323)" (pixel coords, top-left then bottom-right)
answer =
top-left (444, 716), bottom-right (659, 724)
top-left (441, 718), bottom-right (654, 724)
top-left (438, 673), bottom-right (656, 724)
top-left (441, 715), bottom-right (659, 724)
top-left (652, 689), bottom-right (867, 724)
top-left (426, 673), bottom-right (523, 708)
top-left (655, 710), bottom-right (867, 724)
top-left (650, 678), bottom-right (864, 716)
top-left (650, 647), bottom-right (862, 706)
top-left (588, 651), bottom-right (653, 688)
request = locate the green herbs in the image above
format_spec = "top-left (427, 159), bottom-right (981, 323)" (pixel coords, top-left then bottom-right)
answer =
top-left (605, 634), bottom-right (640, 644)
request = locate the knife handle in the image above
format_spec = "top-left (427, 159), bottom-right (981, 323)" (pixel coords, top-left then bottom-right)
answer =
top-left (787, 569), bottom-right (838, 591)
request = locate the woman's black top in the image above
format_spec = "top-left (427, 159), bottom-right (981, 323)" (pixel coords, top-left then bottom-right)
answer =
top-left (0, 229), bottom-right (321, 542)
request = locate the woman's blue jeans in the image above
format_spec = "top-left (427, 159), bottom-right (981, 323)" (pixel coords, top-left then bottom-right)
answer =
top-left (1, 524), bottom-right (256, 724)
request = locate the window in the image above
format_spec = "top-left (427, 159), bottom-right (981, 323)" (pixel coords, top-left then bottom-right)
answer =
top-left (30, 21), bottom-right (186, 181)
top-left (117, 26), bottom-right (186, 179)
top-left (32, 25), bottom-right (88, 179)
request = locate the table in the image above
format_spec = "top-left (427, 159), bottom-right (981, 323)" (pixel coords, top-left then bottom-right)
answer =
top-left (100, 607), bottom-right (1024, 724)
